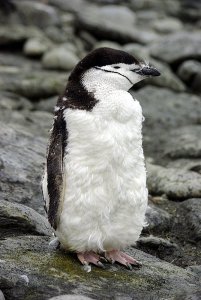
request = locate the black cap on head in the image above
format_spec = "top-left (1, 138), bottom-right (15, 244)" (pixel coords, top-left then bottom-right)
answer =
top-left (69, 47), bottom-right (139, 81)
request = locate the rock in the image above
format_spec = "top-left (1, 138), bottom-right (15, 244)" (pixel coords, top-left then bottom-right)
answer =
top-left (152, 18), bottom-right (183, 34)
top-left (146, 59), bottom-right (185, 92)
top-left (133, 87), bottom-right (201, 129)
top-left (130, 0), bottom-right (180, 15)
top-left (14, 1), bottom-right (60, 28)
top-left (0, 25), bottom-right (41, 46)
top-left (150, 31), bottom-right (201, 64)
top-left (179, 198), bottom-right (201, 241)
top-left (164, 125), bottom-right (201, 159)
top-left (0, 235), bottom-right (200, 300)
top-left (42, 46), bottom-right (79, 71)
top-left (49, 296), bottom-right (93, 300)
top-left (147, 164), bottom-right (201, 200)
top-left (0, 200), bottom-right (51, 237)
top-left (144, 204), bottom-right (171, 233)
top-left (177, 60), bottom-right (201, 93)
top-left (49, 0), bottom-right (87, 14)
top-left (1, 71), bottom-right (67, 100)
top-left (123, 43), bottom-right (150, 61)
top-left (94, 40), bottom-right (122, 50)
top-left (36, 96), bottom-right (57, 113)
top-left (0, 120), bottom-right (48, 214)
top-left (167, 159), bottom-right (201, 174)
top-left (132, 87), bottom-right (201, 161)
top-left (187, 265), bottom-right (201, 276)
top-left (0, 290), bottom-right (5, 300)
top-left (179, 0), bottom-right (201, 22)
top-left (0, 52), bottom-right (41, 70)
top-left (0, 91), bottom-right (33, 111)
top-left (23, 37), bottom-right (52, 57)
top-left (44, 26), bottom-right (75, 44)
top-left (76, 5), bottom-right (158, 44)
top-left (137, 236), bottom-right (180, 260)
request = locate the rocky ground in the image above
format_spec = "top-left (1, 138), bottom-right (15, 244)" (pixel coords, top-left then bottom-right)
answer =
top-left (0, 0), bottom-right (201, 299)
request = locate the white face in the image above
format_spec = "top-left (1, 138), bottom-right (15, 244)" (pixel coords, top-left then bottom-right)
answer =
top-left (82, 62), bottom-right (149, 93)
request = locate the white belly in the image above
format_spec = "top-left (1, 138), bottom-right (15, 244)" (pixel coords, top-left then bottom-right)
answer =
top-left (56, 93), bottom-right (148, 252)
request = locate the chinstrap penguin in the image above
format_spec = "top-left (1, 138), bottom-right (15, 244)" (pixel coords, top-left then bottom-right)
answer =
top-left (42, 47), bottom-right (160, 271)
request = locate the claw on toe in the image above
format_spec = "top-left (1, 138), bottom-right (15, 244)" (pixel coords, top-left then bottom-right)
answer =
top-left (105, 250), bottom-right (141, 269)
top-left (77, 251), bottom-right (105, 272)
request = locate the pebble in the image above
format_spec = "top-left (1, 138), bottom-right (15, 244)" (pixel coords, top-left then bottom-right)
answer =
top-left (42, 46), bottom-right (79, 70)
top-left (24, 37), bottom-right (52, 57)
top-left (147, 164), bottom-right (201, 200)
top-left (177, 60), bottom-right (201, 93)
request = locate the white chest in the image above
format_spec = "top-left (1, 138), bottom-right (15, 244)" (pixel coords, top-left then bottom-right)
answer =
top-left (57, 92), bottom-right (148, 252)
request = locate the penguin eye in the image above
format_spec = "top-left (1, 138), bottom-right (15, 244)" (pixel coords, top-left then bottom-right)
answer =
top-left (113, 66), bottom-right (120, 69)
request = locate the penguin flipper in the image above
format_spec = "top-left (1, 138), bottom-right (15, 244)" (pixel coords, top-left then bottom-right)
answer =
top-left (44, 111), bottom-right (67, 230)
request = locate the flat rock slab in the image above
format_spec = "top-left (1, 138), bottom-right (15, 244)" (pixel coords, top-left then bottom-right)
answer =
top-left (149, 31), bottom-right (201, 64)
top-left (178, 198), bottom-right (201, 241)
top-left (0, 200), bottom-right (52, 237)
top-left (147, 164), bottom-right (201, 200)
top-left (164, 125), bottom-right (201, 159)
top-left (76, 5), bottom-right (158, 44)
top-left (0, 235), bottom-right (200, 300)
top-left (0, 121), bottom-right (47, 214)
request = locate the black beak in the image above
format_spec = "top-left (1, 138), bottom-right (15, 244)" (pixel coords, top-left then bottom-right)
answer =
top-left (135, 67), bottom-right (160, 77)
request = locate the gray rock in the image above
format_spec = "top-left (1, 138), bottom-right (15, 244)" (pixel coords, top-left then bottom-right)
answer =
top-left (0, 235), bottom-right (200, 300)
top-left (14, 1), bottom-right (60, 28)
top-left (76, 5), bottom-right (158, 44)
top-left (137, 236), bottom-right (180, 260)
top-left (49, 0), bottom-right (87, 14)
top-left (167, 159), bottom-right (201, 174)
top-left (0, 52), bottom-right (41, 71)
top-left (144, 204), bottom-right (171, 233)
top-left (36, 96), bottom-right (57, 113)
top-left (150, 31), bottom-right (201, 64)
top-left (42, 46), bottom-right (79, 71)
top-left (0, 25), bottom-right (41, 46)
top-left (49, 296), bottom-right (93, 300)
top-left (130, 0), bottom-right (180, 15)
top-left (94, 41), bottom-right (122, 51)
top-left (147, 164), bottom-right (201, 200)
top-left (177, 60), bottom-right (201, 93)
top-left (123, 43), bottom-right (150, 61)
top-left (123, 47), bottom-right (185, 92)
top-left (0, 120), bottom-right (48, 214)
top-left (133, 87), bottom-right (201, 130)
top-left (44, 26), bottom-right (75, 44)
top-left (146, 59), bottom-right (185, 92)
top-left (1, 70), bottom-right (67, 100)
top-left (152, 18), bottom-right (183, 34)
top-left (132, 87), bottom-right (201, 161)
top-left (187, 265), bottom-right (201, 276)
top-left (0, 91), bottom-right (33, 111)
top-left (164, 125), bottom-right (201, 159)
top-left (179, 198), bottom-right (201, 241)
top-left (23, 37), bottom-right (52, 57)
top-left (0, 200), bottom-right (51, 237)
top-left (179, 0), bottom-right (201, 22)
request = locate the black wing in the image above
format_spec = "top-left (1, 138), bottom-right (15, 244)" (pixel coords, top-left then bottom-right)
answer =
top-left (46, 110), bottom-right (67, 230)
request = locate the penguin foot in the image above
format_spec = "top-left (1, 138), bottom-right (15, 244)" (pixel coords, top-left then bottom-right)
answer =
top-left (105, 250), bottom-right (141, 269)
top-left (77, 251), bottom-right (105, 272)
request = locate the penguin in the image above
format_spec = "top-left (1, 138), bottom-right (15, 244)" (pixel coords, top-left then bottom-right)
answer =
top-left (42, 47), bottom-right (160, 271)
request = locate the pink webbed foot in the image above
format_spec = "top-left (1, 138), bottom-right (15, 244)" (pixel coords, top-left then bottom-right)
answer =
top-left (105, 250), bottom-right (142, 270)
top-left (77, 251), bottom-right (105, 272)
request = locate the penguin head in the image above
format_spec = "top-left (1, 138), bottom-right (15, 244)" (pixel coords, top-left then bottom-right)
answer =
top-left (69, 47), bottom-right (160, 92)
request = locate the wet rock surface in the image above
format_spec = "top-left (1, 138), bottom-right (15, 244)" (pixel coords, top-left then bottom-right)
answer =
top-left (0, 0), bottom-right (201, 299)
top-left (0, 235), bottom-right (200, 300)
